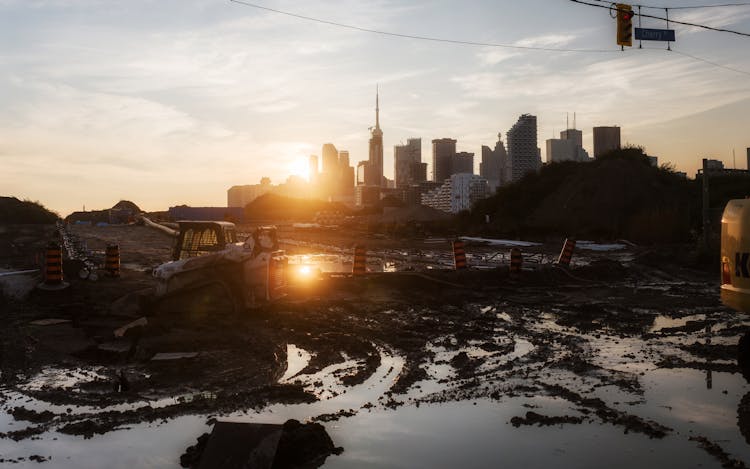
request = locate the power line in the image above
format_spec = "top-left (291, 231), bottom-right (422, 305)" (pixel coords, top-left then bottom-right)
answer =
top-left (670, 48), bottom-right (750, 75)
top-left (228, 0), bottom-right (750, 76)
top-left (229, 0), bottom-right (616, 53)
top-left (585, 0), bottom-right (750, 10)
top-left (570, 0), bottom-right (750, 37)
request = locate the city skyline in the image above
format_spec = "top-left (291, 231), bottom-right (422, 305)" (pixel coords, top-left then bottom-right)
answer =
top-left (1, 0), bottom-right (749, 216)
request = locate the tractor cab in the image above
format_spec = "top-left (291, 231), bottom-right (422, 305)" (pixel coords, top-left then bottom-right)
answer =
top-left (172, 221), bottom-right (239, 261)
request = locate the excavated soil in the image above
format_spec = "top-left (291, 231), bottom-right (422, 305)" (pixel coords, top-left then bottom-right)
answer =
top-left (1, 223), bottom-right (749, 467)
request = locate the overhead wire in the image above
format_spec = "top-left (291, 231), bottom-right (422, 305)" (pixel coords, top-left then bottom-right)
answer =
top-left (569, 0), bottom-right (750, 37)
top-left (584, 0), bottom-right (750, 10)
top-left (229, 0), bottom-right (750, 76)
top-left (229, 0), bottom-right (616, 52)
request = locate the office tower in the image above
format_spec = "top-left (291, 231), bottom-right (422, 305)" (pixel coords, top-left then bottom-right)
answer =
top-left (453, 152), bottom-right (474, 174)
top-left (593, 126), bottom-right (621, 158)
top-left (507, 114), bottom-right (541, 182)
top-left (394, 138), bottom-right (422, 188)
top-left (432, 138), bottom-right (457, 182)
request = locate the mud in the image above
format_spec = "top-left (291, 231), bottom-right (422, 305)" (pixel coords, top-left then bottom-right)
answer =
top-left (1, 223), bottom-right (749, 466)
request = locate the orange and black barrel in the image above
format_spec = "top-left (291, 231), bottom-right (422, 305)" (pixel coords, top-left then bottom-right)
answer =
top-left (44, 242), bottom-right (64, 285)
top-left (452, 239), bottom-right (467, 270)
top-left (105, 244), bottom-right (121, 277)
top-left (509, 248), bottom-right (522, 279)
top-left (557, 238), bottom-right (576, 266)
top-left (352, 245), bottom-right (367, 276)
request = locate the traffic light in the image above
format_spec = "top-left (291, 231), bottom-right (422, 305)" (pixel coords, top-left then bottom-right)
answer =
top-left (616, 3), bottom-right (634, 47)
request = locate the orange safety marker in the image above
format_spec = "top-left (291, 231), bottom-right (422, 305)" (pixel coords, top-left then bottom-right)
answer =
top-left (352, 245), bottom-right (367, 276)
top-left (557, 238), bottom-right (576, 266)
top-left (452, 239), bottom-right (467, 270)
top-left (105, 244), bottom-right (121, 277)
top-left (509, 248), bottom-right (522, 280)
top-left (38, 242), bottom-right (69, 290)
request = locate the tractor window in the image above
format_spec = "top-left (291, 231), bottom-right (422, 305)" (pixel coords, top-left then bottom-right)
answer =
top-left (179, 227), bottom-right (220, 259)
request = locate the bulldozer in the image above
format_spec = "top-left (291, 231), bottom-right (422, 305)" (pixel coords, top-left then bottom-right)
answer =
top-left (150, 221), bottom-right (287, 312)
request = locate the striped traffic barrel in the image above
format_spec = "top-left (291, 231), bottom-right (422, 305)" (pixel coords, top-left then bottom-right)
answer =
top-left (44, 242), bottom-right (64, 285)
top-left (509, 248), bottom-right (522, 279)
top-left (452, 239), bottom-right (467, 270)
top-left (105, 244), bottom-right (120, 277)
top-left (556, 238), bottom-right (576, 266)
top-left (352, 245), bottom-right (367, 276)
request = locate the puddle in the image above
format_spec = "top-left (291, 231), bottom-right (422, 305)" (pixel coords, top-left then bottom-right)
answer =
top-left (279, 344), bottom-right (312, 383)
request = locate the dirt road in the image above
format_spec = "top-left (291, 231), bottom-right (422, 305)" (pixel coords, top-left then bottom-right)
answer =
top-left (0, 223), bottom-right (748, 468)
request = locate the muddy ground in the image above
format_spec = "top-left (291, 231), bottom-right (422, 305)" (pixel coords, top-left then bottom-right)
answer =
top-left (1, 222), bottom-right (749, 467)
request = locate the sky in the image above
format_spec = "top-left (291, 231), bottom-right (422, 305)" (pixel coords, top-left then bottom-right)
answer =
top-left (1, 0), bottom-right (749, 216)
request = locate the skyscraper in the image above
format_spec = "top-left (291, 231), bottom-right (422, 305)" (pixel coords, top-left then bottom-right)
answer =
top-left (394, 138), bottom-right (422, 188)
top-left (432, 138), bottom-right (457, 182)
top-left (368, 87), bottom-right (384, 187)
top-left (507, 114), bottom-right (541, 182)
top-left (308, 155), bottom-right (318, 184)
top-left (453, 152), bottom-right (474, 174)
top-left (593, 126), bottom-right (621, 158)
top-left (322, 143), bottom-right (338, 175)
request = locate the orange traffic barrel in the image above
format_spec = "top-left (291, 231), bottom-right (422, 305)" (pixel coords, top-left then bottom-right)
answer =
top-left (509, 248), bottom-right (522, 279)
top-left (453, 239), bottom-right (467, 270)
top-left (105, 244), bottom-right (121, 277)
top-left (38, 242), bottom-right (69, 290)
top-left (352, 245), bottom-right (367, 276)
top-left (557, 238), bottom-right (576, 266)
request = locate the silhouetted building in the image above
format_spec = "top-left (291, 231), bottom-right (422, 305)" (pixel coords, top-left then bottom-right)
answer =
top-left (410, 162), bottom-right (427, 183)
top-left (394, 138), bottom-right (422, 188)
top-left (432, 138), bottom-right (457, 182)
top-left (593, 126), bottom-right (621, 158)
top-left (747, 148), bottom-right (749, 171)
top-left (546, 131), bottom-right (590, 163)
top-left (560, 128), bottom-right (583, 148)
top-left (368, 88), bottom-right (384, 187)
top-left (507, 114), bottom-right (541, 182)
top-left (355, 185), bottom-right (380, 207)
top-left (338, 150), bottom-right (354, 197)
top-left (453, 152), bottom-right (474, 175)
top-left (480, 133), bottom-right (510, 191)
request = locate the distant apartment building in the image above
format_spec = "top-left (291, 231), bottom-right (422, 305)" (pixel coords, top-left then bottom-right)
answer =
top-left (394, 138), bottom-right (422, 188)
top-left (593, 126), bottom-right (621, 158)
top-left (507, 114), bottom-right (541, 182)
top-left (421, 174), bottom-right (489, 214)
top-left (227, 177), bottom-right (274, 208)
top-left (432, 138), bottom-right (457, 183)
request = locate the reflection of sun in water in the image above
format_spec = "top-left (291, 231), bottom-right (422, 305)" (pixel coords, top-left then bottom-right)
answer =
top-left (286, 158), bottom-right (310, 182)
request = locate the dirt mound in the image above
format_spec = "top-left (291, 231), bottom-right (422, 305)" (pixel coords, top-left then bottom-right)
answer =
top-left (0, 197), bottom-right (58, 224)
top-left (376, 205), bottom-right (452, 224)
top-left (471, 148), bottom-right (695, 243)
top-left (245, 194), bottom-right (351, 222)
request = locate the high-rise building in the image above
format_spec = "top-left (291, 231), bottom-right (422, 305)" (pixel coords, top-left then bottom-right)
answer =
top-left (453, 152), bottom-right (474, 175)
top-left (560, 129), bottom-right (583, 148)
top-left (410, 162), bottom-right (427, 183)
top-left (338, 151), bottom-right (354, 197)
top-left (593, 126), bottom-right (621, 158)
top-left (322, 143), bottom-right (338, 175)
top-left (747, 148), bottom-right (749, 171)
top-left (338, 150), bottom-right (350, 169)
top-left (394, 138), bottom-right (422, 188)
top-left (368, 87), bottom-right (384, 187)
top-left (480, 146), bottom-right (499, 192)
top-left (432, 138), bottom-right (457, 182)
top-left (507, 114), bottom-right (541, 182)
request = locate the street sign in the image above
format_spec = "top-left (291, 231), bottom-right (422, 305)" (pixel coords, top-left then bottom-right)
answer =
top-left (635, 28), bottom-right (676, 42)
